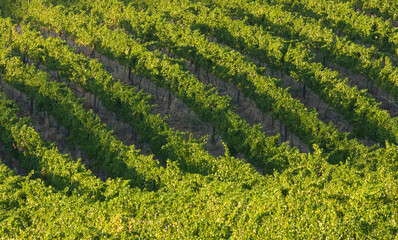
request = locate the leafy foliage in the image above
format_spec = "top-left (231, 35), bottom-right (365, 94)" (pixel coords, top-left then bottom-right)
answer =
top-left (0, 0), bottom-right (397, 238)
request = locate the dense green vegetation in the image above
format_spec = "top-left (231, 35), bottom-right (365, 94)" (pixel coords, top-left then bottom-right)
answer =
top-left (0, 0), bottom-right (398, 238)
